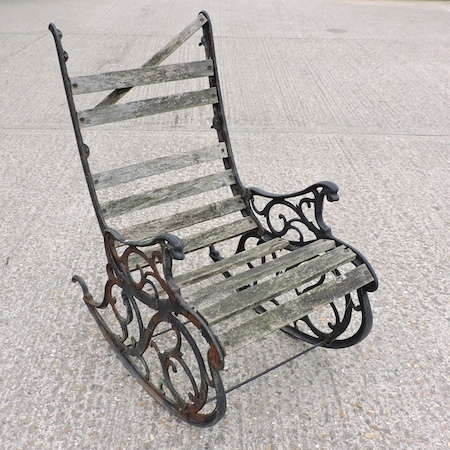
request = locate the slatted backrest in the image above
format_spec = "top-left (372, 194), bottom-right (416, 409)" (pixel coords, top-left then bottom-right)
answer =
top-left (70, 14), bottom-right (217, 126)
top-left (93, 141), bottom-right (256, 254)
top-left (50, 12), bottom-right (259, 255)
top-left (74, 67), bottom-right (218, 128)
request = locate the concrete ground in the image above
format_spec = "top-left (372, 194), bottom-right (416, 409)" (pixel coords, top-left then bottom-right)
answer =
top-left (1, 0), bottom-right (449, 449)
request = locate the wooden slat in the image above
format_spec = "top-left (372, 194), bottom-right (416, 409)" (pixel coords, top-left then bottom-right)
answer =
top-left (72, 60), bottom-right (214, 95)
top-left (79, 87), bottom-right (218, 127)
top-left (218, 264), bottom-right (374, 354)
top-left (188, 239), bottom-right (336, 307)
top-left (102, 169), bottom-right (235, 219)
top-left (120, 196), bottom-right (246, 242)
top-left (96, 13), bottom-right (207, 108)
top-left (142, 13), bottom-right (207, 68)
top-left (126, 217), bottom-right (259, 269)
top-left (200, 246), bottom-right (356, 325)
top-left (93, 143), bottom-right (227, 190)
top-left (174, 237), bottom-right (290, 287)
top-left (183, 217), bottom-right (258, 254)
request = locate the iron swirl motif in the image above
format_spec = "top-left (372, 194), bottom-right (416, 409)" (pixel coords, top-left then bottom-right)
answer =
top-left (249, 182), bottom-right (339, 243)
top-left (75, 231), bottom-right (226, 425)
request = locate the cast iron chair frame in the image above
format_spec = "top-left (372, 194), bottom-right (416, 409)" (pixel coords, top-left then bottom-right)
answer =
top-left (50, 11), bottom-right (377, 426)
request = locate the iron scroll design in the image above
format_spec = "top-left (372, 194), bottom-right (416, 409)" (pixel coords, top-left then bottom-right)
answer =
top-left (73, 230), bottom-right (226, 426)
top-left (245, 182), bottom-right (374, 348)
top-left (248, 182), bottom-right (339, 244)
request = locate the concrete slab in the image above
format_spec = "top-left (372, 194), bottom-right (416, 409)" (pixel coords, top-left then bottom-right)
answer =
top-left (1, 0), bottom-right (449, 449)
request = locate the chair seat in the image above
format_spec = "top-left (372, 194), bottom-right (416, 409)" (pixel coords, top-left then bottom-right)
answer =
top-left (176, 239), bottom-right (374, 354)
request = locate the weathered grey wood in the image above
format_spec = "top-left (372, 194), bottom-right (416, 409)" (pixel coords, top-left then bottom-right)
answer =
top-left (103, 169), bottom-right (235, 219)
top-left (182, 217), bottom-right (258, 254)
top-left (200, 245), bottom-right (357, 325)
top-left (218, 264), bottom-right (374, 354)
top-left (93, 143), bottom-right (227, 190)
top-left (72, 60), bottom-right (214, 95)
top-left (96, 13), bottom-right (207, 108)
top-left (174, 237), bottom-right (290, 287)
top-left (79, 88), bottom-right (218, 127)
top-left (188, 239), bottom-right (336, 307)
top-left (120, 196), bottom-right (246, 242)
top-left (126, 217), bottom-right (259, 269)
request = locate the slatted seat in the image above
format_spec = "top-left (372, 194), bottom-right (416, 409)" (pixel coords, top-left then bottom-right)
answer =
top-left (50, 11), bottom-right (377, 427)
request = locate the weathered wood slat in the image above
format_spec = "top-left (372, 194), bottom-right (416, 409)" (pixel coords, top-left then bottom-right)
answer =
top-left (188, 239), bottom-right (336, 307)
top-left (72, 60), bottom-right (214, 95)
top-left (103, 169), bottom-right (235, 219)
top-left (200, 245), bottom-right (357, 325)
top-left (96, 13), bottom-right (207, 108)
top-left (174, 238), bottom-right (290, 288)
top-left (218, 264), bottom-right (374, 354)
top-left (93, 143), bottom-right (227, 190)
top-left (182, 217), bottom-right (258, 254)
top-left (120, 196), bottom-right (246, 242)
top-left (126, 217), bottom-right (259, 269)
top-left (79, 88), bottom-right (218, 127)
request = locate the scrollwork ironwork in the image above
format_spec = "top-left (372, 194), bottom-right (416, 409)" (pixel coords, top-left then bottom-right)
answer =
top-left (249, 182), bottom-right (339, 243)
top-left (73, 230), bottom-right (226, 426)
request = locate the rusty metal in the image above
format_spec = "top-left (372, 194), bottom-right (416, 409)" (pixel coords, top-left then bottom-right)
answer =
top-left (72, 229), bottom-right (227, 426)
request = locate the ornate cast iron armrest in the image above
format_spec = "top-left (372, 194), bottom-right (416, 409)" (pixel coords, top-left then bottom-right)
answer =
top-left (249, 183), bottom-right (378, 291)
top-left (105, 227), bottom-right (185, 261)
top-left (250, 181), bottom-right (339, 202)
top-left (248, 182), bottom-right (340, 243)
top-left (73, 227), bottom-right (185, 312)
top-left (102, 227), bottom-right (185, 295)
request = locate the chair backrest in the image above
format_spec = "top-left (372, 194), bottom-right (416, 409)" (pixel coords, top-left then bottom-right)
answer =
top-left (50, 12), bottom-right (261, 256)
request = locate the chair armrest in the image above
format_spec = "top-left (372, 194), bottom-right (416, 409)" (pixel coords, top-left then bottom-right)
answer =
top-left (102, 227), bottom-right (185, 300)
top-left (248, 181), bottom-right (339, 242)
top-left (249, 181), bottom-right (339, 202)
top-left (104, 227), bottom-right (185, 260)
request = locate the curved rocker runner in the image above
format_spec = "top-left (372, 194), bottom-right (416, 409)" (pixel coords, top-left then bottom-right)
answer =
top-left (49, 11), bottom-right (378, 426)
